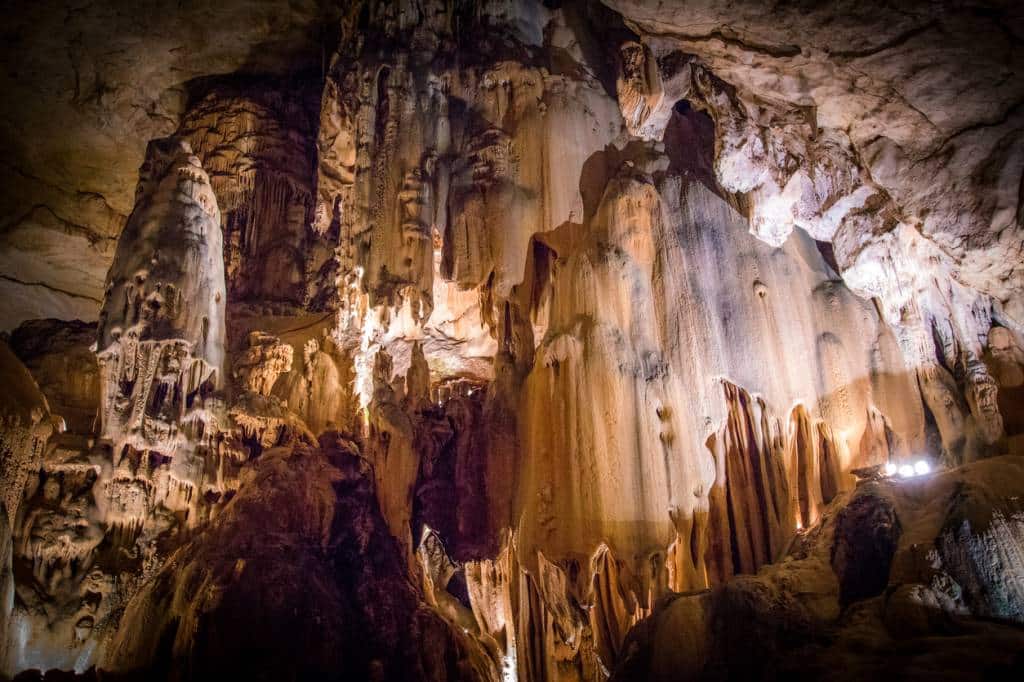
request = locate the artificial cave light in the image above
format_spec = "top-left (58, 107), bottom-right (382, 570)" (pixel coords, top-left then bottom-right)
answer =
top-left (886, 458), bottom-right (933, 479)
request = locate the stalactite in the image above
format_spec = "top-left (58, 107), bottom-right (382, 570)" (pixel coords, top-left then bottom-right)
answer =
top-left (786, 404), bottom-right (821, 531)
top-left (589, 544), bottom-right (641, 670)
top-left (706, 381), bottom-right (791, 579)
top-left (366, 348), bottom-right (420, 561)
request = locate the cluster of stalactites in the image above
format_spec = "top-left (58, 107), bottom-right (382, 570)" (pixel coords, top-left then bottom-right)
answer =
top-left (417, 527), bottom-right (675, 681)
top-left (409, 378), bottom-right (890, 680)
top-left (704, 381), bottom-right (849, 583)
top-left (96, 337), bottom-right (220, 454)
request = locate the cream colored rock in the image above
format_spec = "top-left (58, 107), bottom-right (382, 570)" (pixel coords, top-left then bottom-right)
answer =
top-left (603, 2), bottom-right (1022, 466)
top-left (606, 0), bottom-right (1024, 312)
top-left (94, 137), bottom-right (226, 456)
top-left (233, 332), bottom-right (294, 396)
top-left (616, 41), bottom-right (671, 140)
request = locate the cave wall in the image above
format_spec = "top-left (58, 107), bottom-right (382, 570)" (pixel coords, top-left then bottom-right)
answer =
top-left (0, 0), bottom-right (1022, 680)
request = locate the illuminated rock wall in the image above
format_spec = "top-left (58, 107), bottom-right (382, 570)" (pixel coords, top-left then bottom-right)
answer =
top-left (1, 1), bottom-right (1022, 680)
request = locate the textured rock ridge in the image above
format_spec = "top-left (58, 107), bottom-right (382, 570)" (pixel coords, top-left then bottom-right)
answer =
top-left (611, 457), bottom-right (1024, 681)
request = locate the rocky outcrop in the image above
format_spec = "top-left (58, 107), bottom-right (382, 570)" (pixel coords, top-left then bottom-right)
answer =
top-left (232, 332), bottom-right (294, 397)
top-left (831, 494), bottom-right (901, 606)
top-left (612, 456), bottom-right (1024, 681)
top-left (103, 434), bottom-right (491, 681)
top-left (605, 0), bottom-right (1022, 463)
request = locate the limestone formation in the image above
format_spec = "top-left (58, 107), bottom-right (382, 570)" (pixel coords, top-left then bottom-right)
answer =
top-left (612, 457), bottom-right (1024, 681)
top-left (1, 1), bottom-right (1022, 680)
top-left (232, 332), bottom-right (294, 396)
top-left (178, 82), bottom-right (332, 309)
top-left (103, 435), bottom-right (492, 681)
top-left (0, 345), bottom-right (59, 528)
top-left (94, 136), bottom-right (226, 458)
top-left (0, 344), bottom-right (59, 658)
top-left (0, 1), bottom-right (342, 330)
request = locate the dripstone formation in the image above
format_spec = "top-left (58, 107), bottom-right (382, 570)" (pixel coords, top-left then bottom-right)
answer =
top-left (1, 1), bottom-right (1022, 680)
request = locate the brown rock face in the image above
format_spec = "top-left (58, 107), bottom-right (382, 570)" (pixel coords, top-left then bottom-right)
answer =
top-left (831, 494), bottom-right (901, 606)
top-left (9, 321), bottom-right (99, 436)
top-left (1, 0), bottom-right (1023, 680)
top-left (103, 434), bottom-right (488, 681)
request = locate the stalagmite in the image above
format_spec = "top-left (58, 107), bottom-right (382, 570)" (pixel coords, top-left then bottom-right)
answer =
top-left (94, 136), bottom-right (226, 457)
top-left (366, 348), bottom-right (420, 560)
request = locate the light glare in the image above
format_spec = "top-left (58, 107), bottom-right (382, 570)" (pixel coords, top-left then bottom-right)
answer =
top-left (884, 462), bottom-right (898, 476)
top-left (898, 464), bottom-right (915, 478)
top-left (914, 460), bottom-right (930, 475)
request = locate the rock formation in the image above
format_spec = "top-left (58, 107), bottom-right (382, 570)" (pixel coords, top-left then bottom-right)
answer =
top-left (0, 344), bottom-right (60, 659)
top-left (94, 136), bottom-right (226, 454)
top-left (0, 0), bottom-right (1022, 680)
top-left (103, 434), bottom-right (490, 681)
top-left (613, 456), bottom-right (1024, 681)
